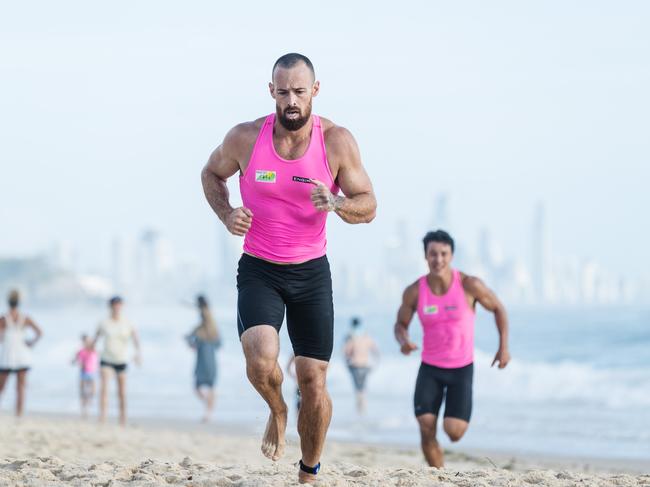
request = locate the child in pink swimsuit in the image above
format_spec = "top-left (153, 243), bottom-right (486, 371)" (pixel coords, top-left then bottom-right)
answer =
top-left (72, 334), bottom-right (98, 418)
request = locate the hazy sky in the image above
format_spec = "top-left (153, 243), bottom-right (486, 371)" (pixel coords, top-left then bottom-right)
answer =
top-left (1, 1), bottom-right (648, 280)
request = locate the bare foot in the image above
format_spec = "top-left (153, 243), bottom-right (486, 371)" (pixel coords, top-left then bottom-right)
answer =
top-left (261, 406), bottom-right (287, 461)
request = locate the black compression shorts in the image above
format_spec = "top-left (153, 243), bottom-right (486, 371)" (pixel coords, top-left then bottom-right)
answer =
top-left (100, 360), bottom-right (128, 373)
top-left (236, 253), bottom-right (334, 362)
top-left (413, 362), bottom-right (473, 422)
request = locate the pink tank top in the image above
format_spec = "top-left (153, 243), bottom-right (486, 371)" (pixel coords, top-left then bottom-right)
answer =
top-left (240, 114), bottom-right (339, 263)
top-left (417, 270), bottom-right (475, 368)
top-left (77, 348), bottom-right (98, 374)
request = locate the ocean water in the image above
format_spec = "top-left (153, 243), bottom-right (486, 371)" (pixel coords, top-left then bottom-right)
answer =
top-left (1, 303), bottom-right (648, 461)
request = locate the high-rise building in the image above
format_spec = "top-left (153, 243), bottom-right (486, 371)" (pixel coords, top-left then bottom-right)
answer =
top-left (532, 202), bottom-right (554, 303)
top-left (137, 229), bottom-right (175, 290)
top-left (431, 193), bottom-right (450, 232)
top-left (49, 241), bottom-right (78, 273)
top-left (478, 227), bottom-right (504, 273)
top-left (111, 237), bottom-right (126, 292)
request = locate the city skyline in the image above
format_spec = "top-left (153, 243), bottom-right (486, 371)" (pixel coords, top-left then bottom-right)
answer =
top-left (1, 194), bottom-right (646, 308)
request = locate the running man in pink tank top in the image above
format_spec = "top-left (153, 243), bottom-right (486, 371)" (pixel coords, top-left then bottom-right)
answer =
top-left (201, 53), bottom-right (376, 484)
top-left (394, 230), bottom-right (510, 468)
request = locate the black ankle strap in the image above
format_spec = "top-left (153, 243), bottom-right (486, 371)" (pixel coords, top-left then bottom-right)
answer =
top-left (299, 460), bottom-right (320, 475)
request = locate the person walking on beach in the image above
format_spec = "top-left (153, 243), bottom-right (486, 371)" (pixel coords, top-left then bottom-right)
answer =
top-left (343, 317), bottom-right (379, 414)
top-left (394, 230), bottom-right (510, 468)
top-left (93, 296), bottom-right (141, 425)
top-left (201, 52), bottom-right (376, 483)
top-left (185, 295), bottom-right (221, 423)
top-left (71, 334), bottom-right (98, 419)
top-left (0, 290), bottom-right (43, 417)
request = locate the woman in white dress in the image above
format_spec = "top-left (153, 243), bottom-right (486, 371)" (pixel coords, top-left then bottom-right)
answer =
top-left (0, 289), bottom-right (43, 416)
top-left (93, 295), bottom-right (141, 425)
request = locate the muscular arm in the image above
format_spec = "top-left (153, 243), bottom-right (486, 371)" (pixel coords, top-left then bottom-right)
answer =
top-left (201, 145), bottom-right (238, 224)
top-left (201, 123), bottom-right (258, 235)
top-left (314, 126), bottom-right (377, 224)
top-left (201, 126), bottom-right (245, 224)
top-left (394, 283), bottom-right (419, 355)
top-left (463, 275), bottom-right (511, 368)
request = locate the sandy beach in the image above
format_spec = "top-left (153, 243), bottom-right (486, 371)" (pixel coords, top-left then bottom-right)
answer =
top-left (0, 414), bottom-right (647, 486)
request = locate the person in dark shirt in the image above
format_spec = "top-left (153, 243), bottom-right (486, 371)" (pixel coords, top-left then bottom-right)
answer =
top-left (186, 295), bottom-right (221, 423)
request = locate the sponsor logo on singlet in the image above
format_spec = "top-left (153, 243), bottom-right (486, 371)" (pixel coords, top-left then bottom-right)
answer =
top-left (255, 170), bottom-right (276, 183)
top-left (292, 176), bottom-right (312, 184)
top-left (445, 305), bottom-right (458, 311)
top-left (424, 305), bottom-right (439, 315)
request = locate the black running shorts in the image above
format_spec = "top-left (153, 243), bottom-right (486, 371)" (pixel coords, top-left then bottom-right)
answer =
top-left (236, 253), bottom-right (334, 362)
top-left (413, 362), bottom-right (473, 422)
top-left (100, 360), bottom-right (128, 374)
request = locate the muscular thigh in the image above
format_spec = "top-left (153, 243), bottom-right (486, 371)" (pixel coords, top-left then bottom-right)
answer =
top-left (236, 255), bottom-right (285, 337)
top-left (414, 363), bottom-right (445, 417)
top-left (285, 257), bottom-right (333, 362)
top-left (241, 325), bottom-right (281, 365)
top-left (443, 363), bottom-right (473, 422)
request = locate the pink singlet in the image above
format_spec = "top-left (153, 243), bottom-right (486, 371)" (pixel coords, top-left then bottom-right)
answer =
top-left (417, 270), bottom-right (475, 368)
top-left (239, 114), bottom-right (339, 263)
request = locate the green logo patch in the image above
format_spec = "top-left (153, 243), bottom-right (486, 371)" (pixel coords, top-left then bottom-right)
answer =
top-left (255, 170), bottom-right (277, 183)
top-left (424, 305), bottom-right (439, 315)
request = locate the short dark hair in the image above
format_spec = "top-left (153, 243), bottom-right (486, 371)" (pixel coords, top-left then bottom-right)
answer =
top-left (109, 295), bottom-right (123, 306)
top-left (422, 230), bottom-right (455, 254)
top-left (196, 294), bottom-right (208, 309)
top-left (351, 317), bottom-right (361, 328)
top-left (272, 53), bottom-right (315, 80)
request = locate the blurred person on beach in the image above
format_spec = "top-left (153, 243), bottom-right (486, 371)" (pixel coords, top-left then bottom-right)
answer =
top-left (285, 353), bottom-right (301, 416)
top-left (71, 334), bottom-right (98, 419)
top-left (201, 52), bottom-right (376, 483)
top-left (343, 317), bottom-right (379, 414)
top-left (93, 296), bottom-right (141, 426)
top-left (0, 289), bottom-right (43, 417)
top-left (394, 230), bottom-right (510, 468)
top-left (185, 295), bottom-right (222, 423)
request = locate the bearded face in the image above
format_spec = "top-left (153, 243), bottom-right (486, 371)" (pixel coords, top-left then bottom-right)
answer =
top-left (276, 99), bottom-right (312, 131)
top-left (270, 62), bottom-right (319, 131)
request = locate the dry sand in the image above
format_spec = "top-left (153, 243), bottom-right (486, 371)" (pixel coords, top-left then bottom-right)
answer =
top-left (0, 414), bottom-right (647, 486)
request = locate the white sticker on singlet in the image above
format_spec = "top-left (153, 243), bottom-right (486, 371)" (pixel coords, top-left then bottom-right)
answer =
top-left (424, 305), bottom-right (439, 314)
top-left (255, 170), bottom-right (277, 183)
